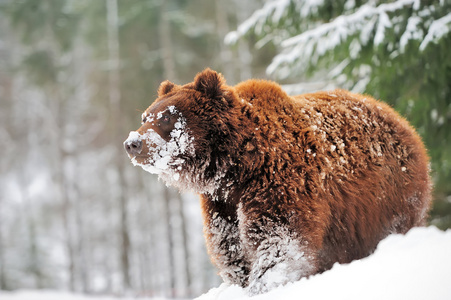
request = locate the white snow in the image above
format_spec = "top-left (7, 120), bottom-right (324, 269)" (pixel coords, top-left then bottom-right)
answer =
top-left (374, 11), bottom-right (391, 46)
top-left (126, 106), bottom-right (195, 181)
top-left (224, 0), bottom-right (291, 45)
top-left (230, 0), bottom-right (449, 81)
top-left (400, 16), bottom-right (422, 51)
top-left (126, 130), bottom-right (141, 142)
top-left (420, 13), bottom-right (451, 50)
top-left (266, 0), bottom-right (427, 78)
top-left (195, 226), bottom-right (451, 300)
top-left (0, 227), bottom-right (449, 300)
top-left (141, 111), bottom-right (154, 124)
top-left (225, 0), bottom-right (328, 45)
top-left (0, 290), bottom-right (163, 300)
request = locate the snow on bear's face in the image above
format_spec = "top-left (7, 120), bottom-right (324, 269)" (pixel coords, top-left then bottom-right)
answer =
top-left (125, 69), bottom-right (238, 193)
top-left (123, 103), bottom-right (195, 184)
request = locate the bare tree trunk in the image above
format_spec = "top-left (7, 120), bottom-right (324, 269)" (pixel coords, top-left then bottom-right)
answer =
top-left (73, 160), bottom-right (89, 292)
top-left (26, 209), bottom-right (43, 288)
top-left (106, 0), bottom-right (131, 292)
top-left (159, 1), bottom-right (177, 82)
top-left (0, 193), bottom-right (6, 290)
top-left (0, 18), bottom-right (10, 290)
top-left (233, 0), bottom-right (253, 81)
top-left (118, 176), bottom-right (131, 291)
top-left (107, 0), bottom-right (121, 110)
top-left (175, 193), bottom-right (192, 296)
top-left (70, 38), bottom-right (90, 294)
top-left (51, 93), bottom-right (76, 291)
top-left (215, 0), bottom-right (235, 83)
top-left (20, 105), bottom-right (44, 288)
top-left (61, 175), bottom-right (76, 291)
top-left (158, 3), bottom-right (178, 297)
top-left (163, 186), bottom-right (176, 298)
top-left (38, 17), bottom-right (79, 292)
top-left (106, 0), bottom-right (131, 291)
top-left (142, 176), bottom-right (160, 294)
top-left (0, 72), bottom-right (12, 293)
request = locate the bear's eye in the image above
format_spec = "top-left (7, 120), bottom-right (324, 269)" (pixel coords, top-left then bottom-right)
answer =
top-left (161, 114), bottom-right (170, 124)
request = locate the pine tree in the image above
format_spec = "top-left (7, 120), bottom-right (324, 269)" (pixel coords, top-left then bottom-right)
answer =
top-left (227, 0), bottom-right (451, 229)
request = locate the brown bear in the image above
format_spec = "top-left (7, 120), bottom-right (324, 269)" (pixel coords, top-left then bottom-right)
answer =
top-left (124, 68), bottom-right (432, 295)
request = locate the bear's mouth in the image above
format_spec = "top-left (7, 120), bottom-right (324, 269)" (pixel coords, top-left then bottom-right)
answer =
top-left (129, 154), bottom-right (150, 165)
top-left (124, 130), bottom-right (170, 173)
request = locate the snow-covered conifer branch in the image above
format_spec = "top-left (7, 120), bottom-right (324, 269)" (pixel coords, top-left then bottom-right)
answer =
top-left (420, 13), bottom-right (451, 51)
top-left (228, 0), bottom-right (450, 81)
top-left (268, 0), bottom-right (425, 77)
top-left (225, 0), bottom-right (324, 45)
top-left (225, 0), bottom-right (291, 45)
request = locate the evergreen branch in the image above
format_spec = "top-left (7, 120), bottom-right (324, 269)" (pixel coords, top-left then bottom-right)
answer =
top-left (420, 13), bottom-right (451, 51)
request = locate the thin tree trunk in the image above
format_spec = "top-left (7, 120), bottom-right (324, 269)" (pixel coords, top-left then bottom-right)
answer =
top-left (107, 0), bottom-right (131, 291)
top-left (216, 0), bottom-right (235, 83)
top-left (73, 160), bottom-right (89, 292)
top-left (118, 173), bottom-right (131, 291)
top-left (0, 39), bottom-right (12, 288)
top-left (70, 37), bottom-right (90, 294)
top-left (0, 193), bottom-right (5, 290)
top-left (159, 1), bottom-right (177, 82)
top-left (39, 17), bottom-right (79, 292)
top-left (163, 186), bottom-right (176, 298)
top-left (26, 208), bottom-right (43, 288)
top-left (61, 175), bottom-right (76, 291)
top-left (142, 176), bottom-right (159, 294)
top-left (158, 3), bottom-right (178, 297)
top-left (234, 0), bottom-right (252, 81)
top-left (20, 106), bottom-right (44, 288)
top-left (175, 193), bottom-right (192, 296)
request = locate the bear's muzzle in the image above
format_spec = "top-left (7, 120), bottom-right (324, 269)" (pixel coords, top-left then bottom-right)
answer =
top-left (124, 131), bottom-right (143, 157)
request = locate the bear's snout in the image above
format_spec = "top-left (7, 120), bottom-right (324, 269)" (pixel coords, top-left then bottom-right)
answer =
top-left (124, 132), bottom-right (143, 157)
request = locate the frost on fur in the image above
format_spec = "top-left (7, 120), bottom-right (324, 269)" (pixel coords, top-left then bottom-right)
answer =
top-left (124, 106), bottom-right (195, 185)
top-left (125, 69), bottom-right (432, 296)
top-left (204, 212), bottom-right (249, 286)
top-left (237, 203), bottom-right (315, 295)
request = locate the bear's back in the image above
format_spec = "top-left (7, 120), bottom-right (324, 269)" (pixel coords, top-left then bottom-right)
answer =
top-left (233, 81), bottom-right (431, 270)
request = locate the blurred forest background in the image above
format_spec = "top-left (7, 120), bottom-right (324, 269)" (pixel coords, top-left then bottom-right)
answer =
top-left (0, 0), bottom-right (449, 299)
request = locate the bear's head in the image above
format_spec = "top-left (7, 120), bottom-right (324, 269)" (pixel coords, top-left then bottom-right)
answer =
top-left (124, 69), bottom-right (245, 193)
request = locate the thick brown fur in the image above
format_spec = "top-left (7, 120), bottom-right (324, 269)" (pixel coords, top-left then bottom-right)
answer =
top-left (125, 69), bottom-right (432, 295)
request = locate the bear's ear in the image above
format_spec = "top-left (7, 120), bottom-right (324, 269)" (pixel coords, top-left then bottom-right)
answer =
top-left (194, 68), bottom-right (225, 99)
top-left (158, 80), bottom-right (176, 96)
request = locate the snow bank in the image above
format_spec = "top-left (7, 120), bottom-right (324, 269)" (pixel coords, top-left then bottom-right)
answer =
top-left (0, 290), bottom-right (164, 300)
top-left (1, 227), bottom-right (449, 300)
top-left (196, 226), bottom-right (451, 300)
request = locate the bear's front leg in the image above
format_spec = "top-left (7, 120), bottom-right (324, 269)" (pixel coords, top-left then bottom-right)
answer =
top-left (204, 213), bottom-right (250, 286)
top-left (238, 203), bottom-right (318, 295)
top-left (201, 191), bottom-right (252, 287)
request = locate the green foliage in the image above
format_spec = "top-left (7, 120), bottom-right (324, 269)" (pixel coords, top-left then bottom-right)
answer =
top-left (4, 0), bottom-right (80, 52)
top-left (0, 0), bottom-right (81, 89)
top-left (21, 50), bottom-right (59, 86)
top-left (231, 0), bottom-right (451, 228)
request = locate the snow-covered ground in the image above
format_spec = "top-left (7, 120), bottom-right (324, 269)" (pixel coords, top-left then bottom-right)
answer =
top-left (0, 290), bottom-right (161, 300)
top-left (1, 226), bottom-right (450, 300)
top-left (196, 226), bottom-right (451, 300)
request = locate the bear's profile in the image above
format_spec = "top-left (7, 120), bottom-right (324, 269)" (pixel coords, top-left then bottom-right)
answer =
top-left (124, 69), bottom-right (431, 295)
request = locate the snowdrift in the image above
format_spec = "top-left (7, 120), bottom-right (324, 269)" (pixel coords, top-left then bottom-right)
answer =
top-left (1, 227), bottom-right (449, 300)
top-left (0, 290), bottom-right (165, 300)
top-left (196, 226), bottom-right (451, 300)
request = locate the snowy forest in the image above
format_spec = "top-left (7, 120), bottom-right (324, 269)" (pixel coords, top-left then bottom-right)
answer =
top-left (0, 0), bottom-right (450, 299)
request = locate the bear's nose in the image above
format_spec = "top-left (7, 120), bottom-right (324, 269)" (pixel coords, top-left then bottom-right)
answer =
top-left (124, 139), bottom-right (143, 156)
